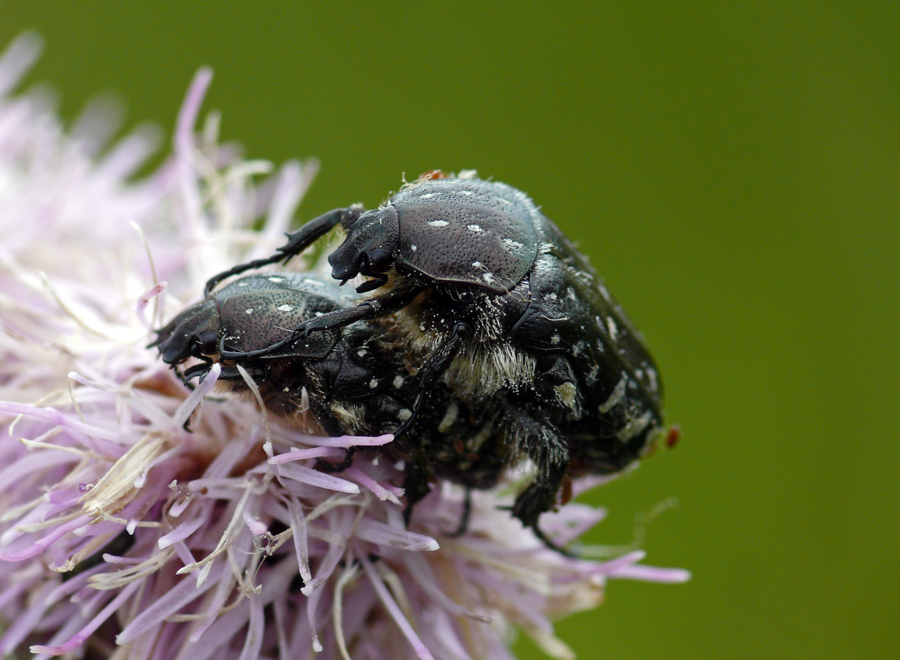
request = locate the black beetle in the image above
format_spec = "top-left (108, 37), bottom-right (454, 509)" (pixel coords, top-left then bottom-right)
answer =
top-left (153, 272), bottom-right (505, 521)
top-left (204, 172), bottom-right (668, 550)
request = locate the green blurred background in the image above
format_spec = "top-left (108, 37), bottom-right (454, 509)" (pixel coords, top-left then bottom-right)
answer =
top-left (2, 1), bottom-right (897, 658)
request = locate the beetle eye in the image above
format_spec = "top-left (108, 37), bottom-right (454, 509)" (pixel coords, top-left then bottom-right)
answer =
top-left (194, 330), bottom-right (220, 355)
top-left (367, 249), bottom-right (392, 273)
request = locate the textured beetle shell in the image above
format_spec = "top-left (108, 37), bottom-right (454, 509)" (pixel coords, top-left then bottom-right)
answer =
top-left (392, 178), bottom-right (540, 293)
top-left (511, 247), bottom-right (661, 401)
top-left (212, 273), bottom-right (356, 358)
top-left (154, 273), bottom-right (361, 365)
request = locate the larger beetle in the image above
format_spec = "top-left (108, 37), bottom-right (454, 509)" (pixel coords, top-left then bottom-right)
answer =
top-left (153, 272), bottom-right (505, 519)
top-left (204, 172), bottom-right (668, 549)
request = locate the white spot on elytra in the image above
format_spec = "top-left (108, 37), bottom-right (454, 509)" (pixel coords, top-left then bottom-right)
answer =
top-left (237, 281), bottom-right (250, 287)
top-left (606, 317), bottom-right (619, 341)
top-left (393, 375), bottom-right (404, 388)
top-left (357, 349), bottom-right (368, 357)
top-left (549, 292), bottom-right (558, 300)
top-left (420, 193), bottom-right (438, 199)
top-left (467, 224), bottom-right (483, 232)
top-left (369, 378), bottom-right (378, 389)
top-left (428, 220), bottom-right (449, 227)
top-left (472, 261), bottom-right (483, 268)
top-left (411, 245), bottom-right (418, 251)
top-left (267, 276), bottom-right (284, 283)
top-left (277, 304), bottom-right (294, 312)
top-left (550, 333), bottom-right (561, 345)
top-left (397, 408), bottom-right (412, 422)
top-left (503, 238), bottom-right (524, 248)
top-left (483, 273), bottom-right (496, 284)
top-left (617, 411), bottom-right (654, 442)
top-left (599, 375), bottom-right (627, 414)
top-left (245, 308), bottom-right (254, 315)
top-left (646, 367), bottom-right (659, 393)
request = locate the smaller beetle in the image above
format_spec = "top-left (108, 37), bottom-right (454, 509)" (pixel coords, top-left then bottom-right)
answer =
top-left (153, 272), bottom-right (506, 520)
top-left (204, 172), bottom-right (669, 551)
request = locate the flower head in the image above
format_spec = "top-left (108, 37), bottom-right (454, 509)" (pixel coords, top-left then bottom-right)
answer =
top-left (0, 33), bottom-right (688, 659)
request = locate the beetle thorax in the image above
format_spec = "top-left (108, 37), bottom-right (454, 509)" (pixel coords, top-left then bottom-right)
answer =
top-left (392, 287), bottom-right (535, 399)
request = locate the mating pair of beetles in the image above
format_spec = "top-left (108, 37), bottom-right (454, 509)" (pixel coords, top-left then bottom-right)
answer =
top-left (154, 171), bottom-right (670, 552)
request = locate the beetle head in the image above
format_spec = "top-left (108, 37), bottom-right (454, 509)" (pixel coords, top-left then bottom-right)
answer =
top-left (328, 207), bottom-right (400, 293)
top-left (151, 300), bottom-right (221, 365)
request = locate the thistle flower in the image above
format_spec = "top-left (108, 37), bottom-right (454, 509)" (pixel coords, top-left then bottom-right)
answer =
top-left (0, 33), bottom-right (689, 660)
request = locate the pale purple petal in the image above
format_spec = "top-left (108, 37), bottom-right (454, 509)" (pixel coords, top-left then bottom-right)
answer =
top-left (173, 363), bottom-right (220, 429)
top-left (242, 507), bottom-right (268, 537)
top-left (175, 68), bottom-right (212, 232)
top-left (290, 432), bottom-right (394, 448)
top-left (0, 514), bottom-right (92, 561)
top-left (0, 32), bottom-right (42, 97)
top-left (0, 582), bottom-right (55, 654)
top-left (287, 496), bottom-right (312, 584)
top-left (158, 516), bottom-right (205, 549)
top-left (237, 596), bottom-right (265, 660)
top-left (273, 462), bottom-right (360, 493)
top-left (116, 564), bottom-right (225, 644)
top-left (268, 446), bottom-right (343, 463)
top-left (344, 466), bottom-right (403, 503)
top-left (355, 518), bottom-right (439, 552)
top-left (608, 564), bottom-right (692, 583)
top-left (0, 403), bottom-right (121, 442)
top-left (361, 553), bottom-right (435, 660)
top-left (30, 581), bottom-right (139, 655)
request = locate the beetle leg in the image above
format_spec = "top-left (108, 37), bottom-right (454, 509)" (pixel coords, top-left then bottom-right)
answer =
top-left (394, 321), bottom-right (470, 438)
top-left (315, 446), bottom-right (356, 473)
top-left (446, 488), bottom-right (472, 537)
top-left (182, 358), bottom-right (214, 383)
top-left (203, 251), bottom-right (291, 298)
top-left (300, 282), bottom-right (426, 334)
top-left (279, 206), bottom-right (363, 261)
top-left (502, 400), bottom-right (574, 555)
top-left (402, 461), bottom-right (433, 526)
top-left (203, 207), bottom-right (360, 296)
